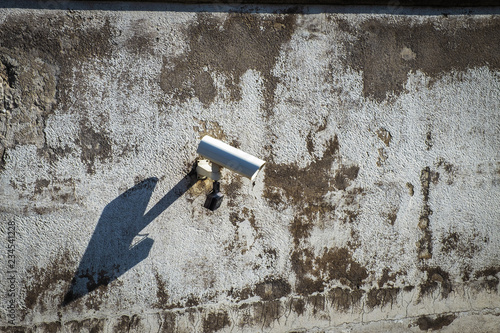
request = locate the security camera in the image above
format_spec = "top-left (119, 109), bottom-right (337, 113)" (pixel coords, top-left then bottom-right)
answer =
top-left (196, 136), bottom-right (266, 211)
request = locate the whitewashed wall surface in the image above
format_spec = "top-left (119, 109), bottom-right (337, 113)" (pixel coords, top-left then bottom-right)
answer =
top-left (0, 1), bottom-right (499, 332)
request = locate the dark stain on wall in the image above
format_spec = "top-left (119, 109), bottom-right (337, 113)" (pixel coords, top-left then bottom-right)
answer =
top-left (340, 17), bottom-right (500, 102)
top-left (34, 177), bottom-right (78, 209)
top-left (183, 294), bottom-right (201, 308)
top-left (386, 209), bottom-right (398, 225)
top-left (229, 211), bottom-right (245, 225)
top-left (113, 315), bottom-right (141, 333)
top-left (253, 300), bottom-right (283, 328)
top-left (154, 271), bottom-right (170, 309)
top-left (33, 322), bottom-right (62, 332)
top-left (264, 135), bottom-right (339, 215)
top-left (34, 178), bottom-right (50, 195)
top-left (125, 19), bottom-right (158, 56)
top-left (307, 294), bottom-right (326, 315)
top-left (315, 247), bottom-right (368, 289)
top-left (228, 285), bottom-right (252, 302)
top-left (376, 147), bottom-right (388, 167)
top-left (65, 318), bottom-right (105, 333)
top-left (417, 167), bottom-right (433, 260)
top-left (194, 119), bottom-right (228, 141)
top-left (225, 207), bottom-right (263, 256)
top-left (285, 290), bottom-right (365, 316)
top-left (264, 134), bottom-right (368, 302)
top-left (24, 251), bottom-right (75, 314)
top-left (289, 216), bottom-right (313, 246)
top-left (419, 267), bottom-right (452, 299)
top-left (378, 268), bottom-right (400, 288)
top-left (158, 312), bottom-right (177, 333)
top-left (441, 231), bottom-right (482, 258)
top-left (403, 285), bottom-right (415, 292)
top-left (474, 267), bottom-right (500, 291)
top-left (228, 277), bottom-right (291, 303)
top-left (425, 131), bottom-right (433, 150)
top-left (261, 248), bottom-right (279, 270)
top-left (292, 247), bottom-right (368, 295)
top-left (0, 322), bottom-right (73, 333)
top-left (160, 13), bottom-right (296, 111)
top-left (0, 14), bottom-right (112, 111)
top-left (406, 182), bottom-right (414, 196)
top-left (202, 310), bottom-right (231, 333)
top-left (224, 175), bottom-right (244, 208)
top-left (291, 298), bottom-right (306, 315)
top-left (339, 187), bottom-right (365, 224)
top-left (366, 287), bottom-right (400, 308)
top-left (416, 314), bottom-right (456, 331)
top-left (0, 14), bottom-right (114, 66)
top-left (77, 121), bottom-right (113, 174)
top-left (255, 278), bottom-right (292, 301)
top-left (436, 157), bottom-right (457, 185)
top-left (327, 287), bottom-right (364, 311)
top-left (333, 165), bottom-right (359, 191)
top-left (0, 146), bottom-right (5, 171)
top-left (306, 132), bottom-right (316, 155)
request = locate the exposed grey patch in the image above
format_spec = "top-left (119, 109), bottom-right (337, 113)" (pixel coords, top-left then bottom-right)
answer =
top-left (376, 128), bottom-right (392, 146)
top-left (160, 13), bottom-right (296, 111)
top-left (376, 148), bottom-right (388, 167)
top-left (0, 49), bottom-right (57, 170)
top-left (125, 19), bottom-right (157, 56)
top-left (76, 121), bottom-right (112, 174)
top-left (34, 178), bottom-right (50, 195)
top-left (0, 13), bottom-right (115, 111)
top-left (341, 17), bottom-right (500, 102)
top-left (0, 13), bottom-right (115, 168)
top-left (406, 182), bottom-right (414, 196)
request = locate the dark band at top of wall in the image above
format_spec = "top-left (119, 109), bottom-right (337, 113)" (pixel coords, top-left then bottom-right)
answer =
top-left (78, 0), bottom-right (499, 6)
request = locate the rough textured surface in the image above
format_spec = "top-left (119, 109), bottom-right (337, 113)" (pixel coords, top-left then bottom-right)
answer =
top-left (13, 0), bottom-right (500, 7)
top-left (0, 2), bottom-right (499, 332)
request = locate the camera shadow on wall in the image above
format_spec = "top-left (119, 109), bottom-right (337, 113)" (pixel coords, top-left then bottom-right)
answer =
top-left (62, 172), bottom-right (196, 306)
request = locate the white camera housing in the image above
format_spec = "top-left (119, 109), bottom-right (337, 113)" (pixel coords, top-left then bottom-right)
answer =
top-left (196, 135), bottom-right (266, 181)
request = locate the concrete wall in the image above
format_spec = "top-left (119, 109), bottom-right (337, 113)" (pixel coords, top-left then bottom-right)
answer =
top-left (0, 2), bottom-right (499, 332)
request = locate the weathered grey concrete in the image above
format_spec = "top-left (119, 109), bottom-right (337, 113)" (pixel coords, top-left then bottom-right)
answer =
top-left (0, 2), bottom-right (499, 332)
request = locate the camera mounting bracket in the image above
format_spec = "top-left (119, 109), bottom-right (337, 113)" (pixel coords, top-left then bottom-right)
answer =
top-left (196, 159), bottom-right (221, 181)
